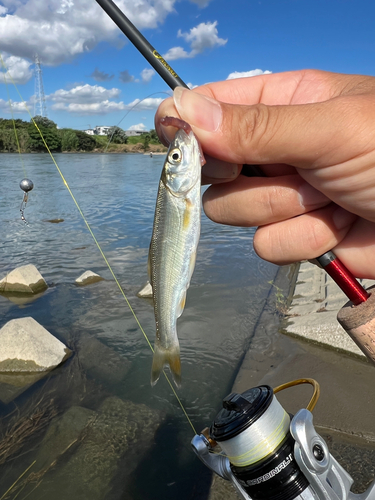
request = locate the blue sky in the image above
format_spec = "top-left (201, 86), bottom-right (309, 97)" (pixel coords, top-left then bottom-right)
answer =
top-left (1, 0), bottom-right (375, 131)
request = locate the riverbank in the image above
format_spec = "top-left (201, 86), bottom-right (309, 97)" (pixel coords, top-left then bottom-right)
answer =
top-left (208, 262), bottom-right (375, 498)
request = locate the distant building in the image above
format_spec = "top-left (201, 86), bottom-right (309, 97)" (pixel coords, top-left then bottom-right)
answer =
top-left (83, 125), bottom-right (111, 136)
top-left (125, 129), bottom-right (144, 137)
top-left (84, 126), bottom-right (146, 137)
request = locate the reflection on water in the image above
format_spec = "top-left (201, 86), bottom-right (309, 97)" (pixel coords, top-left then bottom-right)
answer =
top-left (0, 153), bottom-right (279, 499)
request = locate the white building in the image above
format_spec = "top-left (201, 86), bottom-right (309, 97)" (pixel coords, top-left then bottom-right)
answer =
top-left (84, 125), bottom-right (111, 136)
top-left (125, 130), bottom-right (144, 136)
top-left (84, 126), bottom-right (146, 137)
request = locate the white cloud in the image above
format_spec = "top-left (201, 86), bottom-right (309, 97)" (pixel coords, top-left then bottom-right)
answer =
top-left (128, 123), bottom-right (147, 131)
top-left (51, 100), bottom-right (128, 115)
top-left (46, 84), bottom-right (163, 115)
top-left (48, 84), bottom-right (121, 104)
top-left (126, 97), bottom-right (164, 110)
top-left (0, 55), bottom-right (33, 84)
top-left (164, 21), bottom-right (227, 61)
top-left (226, 69), bottom-right (272, 80)
top-left (141, 68), bottom-right (155, 83)
top-left (0, 0), bottom-right (176, 67)
top-left (163, 46), bottom-right (190, 61)
top-left (0, 98), bottom-right (29, 114)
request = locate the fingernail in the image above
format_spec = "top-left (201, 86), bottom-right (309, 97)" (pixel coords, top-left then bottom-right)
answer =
top-left (298, 183), bottom-right (330, 208)
top-left (333, 207), bottom-right (357, 230)
top-left (173, 87), bottom-right (222, 132)
top-left (203, 156), bottom-right (241, 180)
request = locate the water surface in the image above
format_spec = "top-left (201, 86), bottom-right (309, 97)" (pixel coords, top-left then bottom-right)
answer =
top-left (0, 153), bottom-right (279, 499)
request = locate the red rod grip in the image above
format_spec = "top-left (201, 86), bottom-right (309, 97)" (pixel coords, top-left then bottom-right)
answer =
top-left (323, 258), bottom-right (370, 305)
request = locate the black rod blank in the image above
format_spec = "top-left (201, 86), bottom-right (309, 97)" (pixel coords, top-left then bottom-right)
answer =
top-left (95, 0), bottom-right (188, 90)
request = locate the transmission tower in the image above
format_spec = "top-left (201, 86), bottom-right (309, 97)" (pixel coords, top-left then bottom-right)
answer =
top-left (34, 54), bottom-right (47, 117)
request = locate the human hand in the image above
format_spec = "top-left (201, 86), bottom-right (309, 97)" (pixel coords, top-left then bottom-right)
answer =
top-left (154, 70), bottom-right (375, 279)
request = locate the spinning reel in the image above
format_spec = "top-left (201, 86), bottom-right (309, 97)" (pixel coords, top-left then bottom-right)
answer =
top-left (192, 380), bottom-right (375, 500)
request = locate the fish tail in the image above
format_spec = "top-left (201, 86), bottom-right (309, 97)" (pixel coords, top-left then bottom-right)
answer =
top-left (151, 344), bottom-right (181, 388)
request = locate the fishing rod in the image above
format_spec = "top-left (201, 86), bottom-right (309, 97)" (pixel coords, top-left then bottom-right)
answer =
top-left (95, 0), bottom-right (370, 308)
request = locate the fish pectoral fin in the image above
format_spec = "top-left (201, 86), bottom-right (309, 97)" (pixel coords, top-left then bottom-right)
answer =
top-left (176, 292), bottom-right (186, 318)
top-left (151, 344), bottom-right (181, 388)
top-left (137, 280), bottom-right (153, 298)
top-left (188, 250), bottom-right (197, 283)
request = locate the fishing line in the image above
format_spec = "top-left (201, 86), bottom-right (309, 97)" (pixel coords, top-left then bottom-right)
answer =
top-left (104, 91), bottom-right (171, 153)
top-left (2, 58), bottom-right (197, 435)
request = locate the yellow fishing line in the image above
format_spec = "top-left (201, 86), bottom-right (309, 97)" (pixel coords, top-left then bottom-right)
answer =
top-left (2, 56), bottom-right (197, 436)
top-left (0, 53), bottom-right (27, 178)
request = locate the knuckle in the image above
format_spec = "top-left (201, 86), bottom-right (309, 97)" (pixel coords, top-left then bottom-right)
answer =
top-left (221, 103), bottom-right (273, 162)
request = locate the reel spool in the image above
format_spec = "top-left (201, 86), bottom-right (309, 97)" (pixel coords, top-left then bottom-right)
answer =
top-left (210, 385), bottom-right (309, 500)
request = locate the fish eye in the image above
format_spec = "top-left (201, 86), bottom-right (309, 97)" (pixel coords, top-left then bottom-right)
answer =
top-left (168, 148), bottom-right (182, 164)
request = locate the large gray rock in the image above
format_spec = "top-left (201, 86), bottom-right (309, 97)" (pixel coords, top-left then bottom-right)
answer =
top-left (0, 264), bottom-right (48, 294)
top-left (0, 317), bottom-right (71, 372)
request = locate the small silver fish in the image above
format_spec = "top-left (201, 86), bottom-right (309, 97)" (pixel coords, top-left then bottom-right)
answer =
top-left (149, 116), bottom-right (205, 387)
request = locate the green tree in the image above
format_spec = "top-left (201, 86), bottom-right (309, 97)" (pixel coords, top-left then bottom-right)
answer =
top-left (61, 129), bottom-right (79, 151)
top-left (142, 133), bottom-right (151, 151)
top-left (27, 124), bottom-right (61, 152)
top-left (32, 116), bottom-right (57, 129)
top-left (75, 131), bottom-right (96, 151)
top-left (106, 126), bottom-right (128, 144)
top-left (149, 129), bottom-right (160, 143)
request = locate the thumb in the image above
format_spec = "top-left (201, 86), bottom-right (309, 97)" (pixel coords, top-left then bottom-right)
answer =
top-left (169, 86), bottom-right (372, 169)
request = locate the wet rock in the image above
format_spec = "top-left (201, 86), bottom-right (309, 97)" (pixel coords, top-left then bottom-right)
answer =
top-left (0, 372), bottom-right (48, 404)
top-left (78, 335), bottom-right (131, 386)
top-left (34, 405), bottom-right (96, 471)
top-left (75, 270), bottom-right (104, 286)
top-left (137, 280), bottom-right (153, 298)
top-left (24, 396), bottom-right (164, 500)
top-left (0, 264), bottom-right (48, 294)
top-left (0, 317), bottom-right (71, 373)
top-left (0, 318), bottom-right (72, 403)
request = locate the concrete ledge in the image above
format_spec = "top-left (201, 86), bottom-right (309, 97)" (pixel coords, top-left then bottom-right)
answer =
top-left (284, 261), bottom-right (375, 358)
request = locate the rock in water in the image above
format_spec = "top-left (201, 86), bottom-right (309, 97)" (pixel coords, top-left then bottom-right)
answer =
top-left (0, 264), bottom-right (48, 294)
top-left (0, 317), bottom-right (71, 372)
top-left (75, 270), bottom-right (104, 286)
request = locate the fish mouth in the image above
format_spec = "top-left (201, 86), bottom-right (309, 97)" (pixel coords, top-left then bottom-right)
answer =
top-left (160, 116), bottom-right (192, 135)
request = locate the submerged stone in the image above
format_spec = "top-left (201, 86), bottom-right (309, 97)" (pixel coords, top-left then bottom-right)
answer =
top-left (75, 270), bottom-right (104, 286)
top-left (0, 264), bottom-right (48, 294)
top-left (0, 317), bottom-right (71, 373)
top-left (79, 335), bottom-right (131, 386)
top-left (20, 396), bottom-right (164, 500)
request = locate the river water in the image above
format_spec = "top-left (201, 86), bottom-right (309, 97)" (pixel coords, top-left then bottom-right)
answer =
top-left (0, 153), bottom-right (279, 499)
